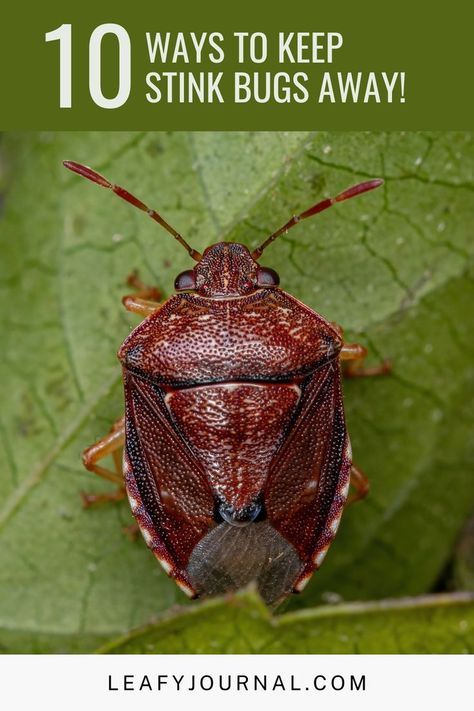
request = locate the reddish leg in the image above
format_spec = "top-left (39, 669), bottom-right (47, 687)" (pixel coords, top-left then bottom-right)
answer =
top-left (122, 522), bottom-right (140, 541)
top-left (122, 270), bottom-right (163, 317)
top-left (347, 463), bottom-right (370, 505)
top-left (81, 488), bottom-right (126, 508)
top-left (81, 416), bottom-right (125, 508)
top-left (82, 418), bottom-right (138, 542)
top-left (81, 273), bottom-right (163, 507)
top-left (340, 342), bottom-right (391, 378)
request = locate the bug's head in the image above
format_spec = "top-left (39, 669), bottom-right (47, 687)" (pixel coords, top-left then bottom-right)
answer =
top-left (63, 161), bottom-right (383, 298)
top-left (173, 179), bottom-right (384, 297)
top-left (175, 243), bottom-right (280, 297)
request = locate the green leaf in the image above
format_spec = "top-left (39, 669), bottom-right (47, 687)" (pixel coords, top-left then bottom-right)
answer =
top-left (97, 591), bottom-right (474, 654)
top-left (452, 516), bottom-right (474, 591)
top-left (0, 132), bottom-right (473, 652)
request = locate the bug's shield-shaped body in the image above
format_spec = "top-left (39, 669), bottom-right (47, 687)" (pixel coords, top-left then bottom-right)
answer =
top-left (119, 245), bottom-right (351, 604)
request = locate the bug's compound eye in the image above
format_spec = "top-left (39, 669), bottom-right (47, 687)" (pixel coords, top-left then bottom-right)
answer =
top-left (257, 266), bottom-right (280, 287)
top-left (175, 269), bottom-right (196, 291)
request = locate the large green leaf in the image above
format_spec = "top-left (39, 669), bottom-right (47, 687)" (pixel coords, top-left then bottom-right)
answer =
top-left (453, 516), bottom-right (474, 591)
top-left (97, 590), bottom-right (474, 654)
top-left (0, 132), bottom-right (472, 653)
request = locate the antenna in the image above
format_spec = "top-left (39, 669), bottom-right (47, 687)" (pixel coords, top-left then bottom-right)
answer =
top-left (252, 179), bottom-right (384, 259)
top-left (63, 161), bottom-right (202, 262)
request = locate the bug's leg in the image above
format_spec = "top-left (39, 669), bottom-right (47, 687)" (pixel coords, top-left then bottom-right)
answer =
top-left (340, 342), bottom-right (391, 378)
top-left (122, 522), bottom-right (140, 541)
top-left (81, 489), bottom-right (127, 508)
top-left (122, 269), bottom-right (163, 317)
top-left (126, 269), bottom-right (162, 299)
top-left (346, 463), bottom-right (370, 505)
top-left (81, 416), bottom-right (126, 508)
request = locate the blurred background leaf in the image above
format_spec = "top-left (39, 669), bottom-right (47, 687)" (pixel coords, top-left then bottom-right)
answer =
top-left (97, 590), bottom-right (474, 654)
top-left (0, 131), bottom-right (472, 653)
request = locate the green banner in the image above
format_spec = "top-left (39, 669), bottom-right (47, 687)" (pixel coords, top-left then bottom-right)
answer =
top-left (0, 0), bottom-right (472, 130)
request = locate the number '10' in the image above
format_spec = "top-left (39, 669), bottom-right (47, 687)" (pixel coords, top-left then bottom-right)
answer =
top-left (45, 23), bottom-right (131, 109)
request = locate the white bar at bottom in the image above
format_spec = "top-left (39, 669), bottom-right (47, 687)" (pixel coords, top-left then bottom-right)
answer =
top-left (0, 654), bottom-right (471, 711)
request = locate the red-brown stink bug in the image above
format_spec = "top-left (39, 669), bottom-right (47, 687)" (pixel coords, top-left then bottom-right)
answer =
top-left (64, 160), bottom-right (390, 605)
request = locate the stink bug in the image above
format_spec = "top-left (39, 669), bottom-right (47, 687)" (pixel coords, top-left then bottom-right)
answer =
top-left (64, 160), bottom-right (390, 605)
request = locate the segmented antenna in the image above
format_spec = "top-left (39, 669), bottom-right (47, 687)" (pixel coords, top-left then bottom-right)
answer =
top-left (63, 161), bottom-right (202, 262)
top-left (252, 179), bottom-right (384, 259)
